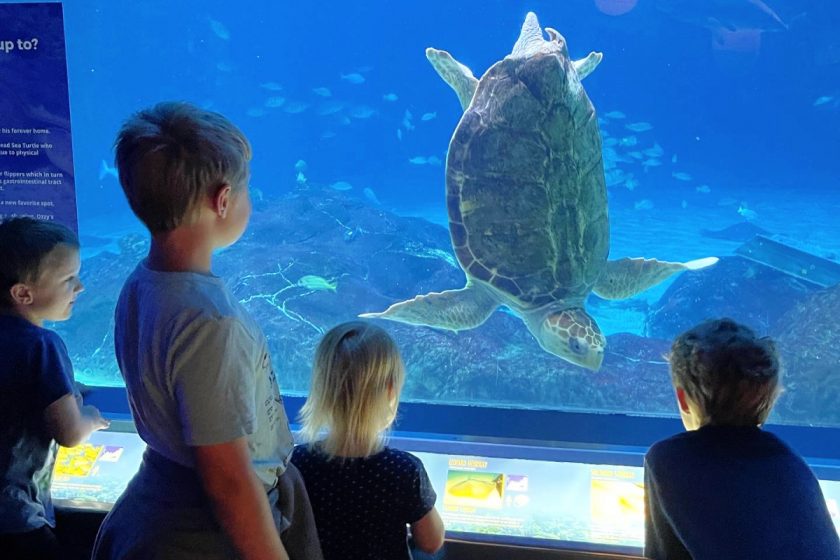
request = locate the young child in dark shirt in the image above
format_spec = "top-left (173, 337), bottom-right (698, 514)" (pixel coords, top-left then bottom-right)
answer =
top-left (645, 318), bottom-right (840, 560)
top-left (0, 217), bottom-right (109, 560)
top-left (291, 321), bottom-right (445, 560)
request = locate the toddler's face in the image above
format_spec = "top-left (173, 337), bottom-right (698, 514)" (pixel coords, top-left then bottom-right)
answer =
top-left (27, 244), bottom-right (83, 325)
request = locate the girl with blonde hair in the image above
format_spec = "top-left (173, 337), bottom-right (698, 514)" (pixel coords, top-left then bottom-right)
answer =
top-left (291, 321), bottom-right (444, 559)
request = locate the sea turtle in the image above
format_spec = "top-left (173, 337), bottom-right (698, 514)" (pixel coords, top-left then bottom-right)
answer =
top-left (361, 12), bottom-right (717, 370)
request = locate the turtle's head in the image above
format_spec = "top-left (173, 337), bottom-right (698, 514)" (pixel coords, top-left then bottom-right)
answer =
top-left (507, 12), bottom-right (603, 81)
top-left (537, 307), bottom-right (605, 371)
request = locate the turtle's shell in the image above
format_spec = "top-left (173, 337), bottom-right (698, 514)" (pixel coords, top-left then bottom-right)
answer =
top-left (446, 43), bottom-right (609, 309)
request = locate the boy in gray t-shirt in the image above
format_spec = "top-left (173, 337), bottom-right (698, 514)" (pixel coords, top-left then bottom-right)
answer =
top-left (92, 102), bottom-right (322, 560)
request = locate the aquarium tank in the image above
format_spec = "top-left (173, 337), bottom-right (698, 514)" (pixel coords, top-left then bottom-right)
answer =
top-left (31, 0), bottom-right (840, 426)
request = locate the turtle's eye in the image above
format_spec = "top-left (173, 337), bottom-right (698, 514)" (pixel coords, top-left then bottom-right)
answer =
top-left (569, 337), bottom-right (588, 356)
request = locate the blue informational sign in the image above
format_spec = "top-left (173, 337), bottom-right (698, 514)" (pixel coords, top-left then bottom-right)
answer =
top-left (0, 2), bottom-right (77, 232)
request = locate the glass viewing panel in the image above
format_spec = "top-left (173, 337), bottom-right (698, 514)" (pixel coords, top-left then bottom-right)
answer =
top-left (47, 1), bottom-right (840, 427)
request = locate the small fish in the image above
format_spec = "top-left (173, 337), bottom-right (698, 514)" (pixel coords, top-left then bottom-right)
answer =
top-left (99, 160), bottom-right (118, 181)
top-left (696, 184), bottom-right (711, 194)
top-left (294, 160), bottom-right (307, 172)
top-left (340, 72), bottom-right (365, 84)
top-left (320, 131), bottom-right (337, 139)
top-left (642, 143), bottom-right (664, 158)
top-left (421, 112), bottom-right (437, 121)
top-left (283, 102), bottom-right (310, 114)
top-left (813, 96), bottom-right (834, 107)
top-left (339, 116), bottom-right (352, 126)
top-left (634, 199), bottom-right (654, 211)
top-left (402, 109), bottom-right (415, 130)
top-left (363, 187), bottom-right (381, 205)
top-left (604, 148), bottom-right (633, 164)
top-left (672, 171), bottom-right (692, 181)
top-left (603, 137), bottom-right (619, 147)
top-left (260, 82), bottom-right (283, 91)
top-left (619, 136), bottom-right (638, 147)
top-left (382, 93), bottom-right (399, 102)
top-left (396, 128), bottom-right (403, 141)
top-left (671, 154), bottom-right (678, 164)
top-left (604, 110), bottom-right (626, 119)
top-left (264, 96), bottom-right (286, 108)
top-left (296, 172), bottom-right (307, 185)
top-left (312, 87), bottom-right (332, 97)
top-left (329, 181), bottom-right (353, 191)
top-left (628, 151), bottom-right (644, 160)
top-left (216, 61), bottom-right (233, 73)
top-left (317, 101), bottom-right (345, 115)
top-left (681, 200), bottom-right (688, 209)
top-left (209, 18), bottom-right (230, 40)
top-left (251, 187), bottom-right (264, 202)
top-left (409, 156), bottom-right (428, 165)
top-left (625, 122), bottom-right (653, 133)
top-left (426, 155), bottom-right (442, 166)
top-left (343, 226), bottom-right (362, 243)
top-left (738, 204), bottom-right (758, 221)
top-left (642, 158), bottom-right (662, 169)
top-left (246, 107), bottom-right (267, 118)
top-left (297, 275), bottom-right (338, 292)
top-left (350, 105), bottom-right (376, 119)
top-left (605, 169), bottom-right (627, 187)
top-left (624, 177), bottom-right (639, 191)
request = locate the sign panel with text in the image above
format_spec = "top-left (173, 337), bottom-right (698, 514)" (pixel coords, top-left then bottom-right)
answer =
top-left (0, 2), bottom-right (77, 231)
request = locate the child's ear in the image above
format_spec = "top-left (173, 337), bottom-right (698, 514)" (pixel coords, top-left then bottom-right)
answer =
top-left (9, 283), bottom-right (33, 305)
top-left (212, 183), bottom-right (233, 218)
top-left (675, 386), bottom-right (692, 414)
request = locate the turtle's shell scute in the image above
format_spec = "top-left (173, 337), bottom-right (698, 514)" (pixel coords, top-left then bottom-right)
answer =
top-left (447, 50), bottom-right (609, 308)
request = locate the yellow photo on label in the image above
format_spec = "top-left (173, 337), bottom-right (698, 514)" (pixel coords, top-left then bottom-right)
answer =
top-left (444, 470), bottom-right (505, 509)
top-left (53, 443), bottom-right (104, 480)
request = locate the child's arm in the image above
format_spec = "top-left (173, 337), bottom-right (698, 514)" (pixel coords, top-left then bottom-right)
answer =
top-left (194, 436), bottom-right (288, 560)
top-left (43, 393), bottom-right (109, 447)
top-left (410, 507), bottom-right (445, 554)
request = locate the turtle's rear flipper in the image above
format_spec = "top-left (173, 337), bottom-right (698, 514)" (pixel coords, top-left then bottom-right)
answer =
top-left (360, 283), bottom-right (498, 331)
top-left (593, 257), bottom-right (718, 300)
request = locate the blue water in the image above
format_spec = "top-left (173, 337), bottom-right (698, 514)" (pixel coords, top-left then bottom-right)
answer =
top-left (32, 0), bottom-right (840, 424)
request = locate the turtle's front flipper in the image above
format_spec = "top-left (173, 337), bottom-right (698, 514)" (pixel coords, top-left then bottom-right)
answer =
top-left (593, 257), bottom-right (718, 300)
top-left (426, 48), bottom-right (479, 111)
top-left (572, 51), bottom-right (603, 80)
top-left (360, 283), bottom-right (498, 331)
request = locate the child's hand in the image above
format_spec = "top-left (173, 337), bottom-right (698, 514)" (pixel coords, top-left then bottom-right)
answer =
top-left (83, 405), bottom-right (111, 431)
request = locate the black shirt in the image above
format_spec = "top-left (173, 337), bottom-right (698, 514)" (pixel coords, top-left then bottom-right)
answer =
top-left (291, 444), bottom-right (436, 560)
top-left (644, 424), bottom-right (840, 559)
top-left (0, 314), bottom-right (75, 533)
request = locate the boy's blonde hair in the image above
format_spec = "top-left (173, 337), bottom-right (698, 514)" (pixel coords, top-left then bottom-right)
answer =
top-left (669, 318), bottom-right (781, 426)
top-left (114, 101), bottom-right (251, 234)
top-left (299, 321), bottom-right (405, 458)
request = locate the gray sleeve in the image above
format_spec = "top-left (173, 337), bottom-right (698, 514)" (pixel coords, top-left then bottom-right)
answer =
top-left (170, 316), bottom-right (258, 447)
